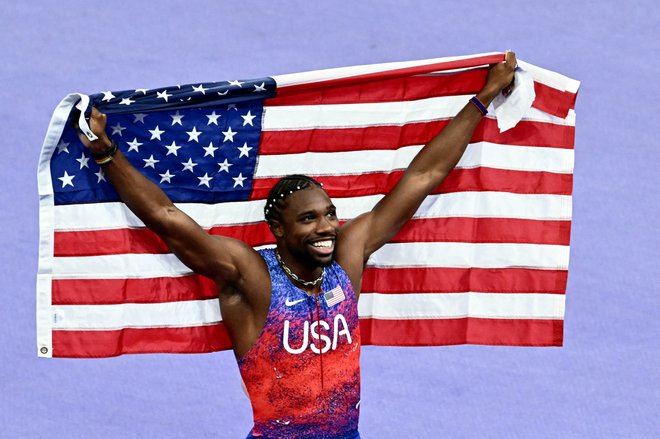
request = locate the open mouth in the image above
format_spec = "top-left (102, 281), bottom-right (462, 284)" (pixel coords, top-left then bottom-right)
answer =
top-left (309, 239), bottom-right (335, 256)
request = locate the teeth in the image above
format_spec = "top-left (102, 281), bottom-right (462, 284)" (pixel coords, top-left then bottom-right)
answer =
top-left (312, 240), bottom-right (333, 248)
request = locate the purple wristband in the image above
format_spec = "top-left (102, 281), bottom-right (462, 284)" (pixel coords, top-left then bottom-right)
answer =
top-left (469, 96), bottom-right (488, 116)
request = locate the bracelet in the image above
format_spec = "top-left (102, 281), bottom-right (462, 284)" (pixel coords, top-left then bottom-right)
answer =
top-left (469, 96), bottom-right (488, 116)
top-left (93, 140), bottom-right (119, 165)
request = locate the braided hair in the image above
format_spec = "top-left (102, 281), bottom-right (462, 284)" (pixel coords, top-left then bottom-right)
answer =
top-left (264, 175), bottom-right (323, 223)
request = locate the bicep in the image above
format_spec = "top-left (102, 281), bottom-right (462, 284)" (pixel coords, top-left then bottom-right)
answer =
top-left (155, 206), bottom-right (257, 284)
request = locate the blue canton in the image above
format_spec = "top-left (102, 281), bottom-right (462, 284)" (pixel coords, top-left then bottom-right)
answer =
top-left (51, 77), bottom-right (275, 205)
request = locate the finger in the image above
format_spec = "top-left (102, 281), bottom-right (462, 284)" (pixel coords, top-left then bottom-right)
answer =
top-left (505, 50), bottom-right (517, 68)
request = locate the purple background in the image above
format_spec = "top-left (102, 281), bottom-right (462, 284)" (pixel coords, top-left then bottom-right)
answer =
top-left (2, 1), bottom-right (658, 437)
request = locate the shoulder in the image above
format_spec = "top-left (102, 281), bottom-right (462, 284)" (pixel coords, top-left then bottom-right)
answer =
top-left (209, 236), bottom-right (269, 287)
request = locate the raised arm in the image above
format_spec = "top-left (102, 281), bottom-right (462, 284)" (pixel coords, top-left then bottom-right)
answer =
top-left (74, 108), bottom-right (262, 287)
top-left (339, 51), bottom-right (517, 265)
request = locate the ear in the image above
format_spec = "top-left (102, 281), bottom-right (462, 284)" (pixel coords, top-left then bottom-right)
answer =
top-left (267, 219), bottom-right (285, 238)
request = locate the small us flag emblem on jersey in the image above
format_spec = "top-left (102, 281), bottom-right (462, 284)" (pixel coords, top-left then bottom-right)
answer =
top-left (324, 285), bottom-right (346, 307)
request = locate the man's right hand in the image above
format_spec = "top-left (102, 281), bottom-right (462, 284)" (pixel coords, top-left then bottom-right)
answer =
top-left (74, 107), bottom-right (113, 154)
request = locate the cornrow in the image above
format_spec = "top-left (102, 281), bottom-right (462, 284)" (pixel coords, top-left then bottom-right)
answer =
top-left (264, 174), bottom-right (323, 222)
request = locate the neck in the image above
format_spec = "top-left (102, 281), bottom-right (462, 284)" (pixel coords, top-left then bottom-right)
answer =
top-left (275, 249), bottom-right (324, 290)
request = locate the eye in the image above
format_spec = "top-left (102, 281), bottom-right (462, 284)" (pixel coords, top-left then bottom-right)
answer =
top-left (326, 210), bottom-right (337, 219)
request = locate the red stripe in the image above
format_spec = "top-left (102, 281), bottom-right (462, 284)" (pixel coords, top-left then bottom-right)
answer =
top-left (53, 228), bottom-right (172, 256)
top-left (269, 69), bottom-right (576, 121)
top-left (533, 81), bottom-right (578, 118)
top-left (359, 317), bottom-right (563, 346)
top-left (52, 266), bottom-right (567, 306)
top-left (268, 68), bottom-right (488, 106)
top-left (259, 118), bottom-right (575, 155)
top-left (52, 275), bottom-right (217, 305)
top-left (54, 223), bottom-right (274, 257)
top-left (251, 167), bottom-right (573, 199)
top-left (54, 217), bottom-right (570, 258)
top-left (52, 324), bottom-right (231, 358)
top-left (276, 54), bottom-right (504, 95)
top-left (51, 316), bottom-right (564, 357)
top-left (392, 217), bottom-right (571, 246)
top-left (361, 267), bottom-right (568, 294)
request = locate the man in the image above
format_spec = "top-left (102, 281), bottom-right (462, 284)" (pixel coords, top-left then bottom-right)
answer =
top-left (76, 51), bottom-right (516, 439)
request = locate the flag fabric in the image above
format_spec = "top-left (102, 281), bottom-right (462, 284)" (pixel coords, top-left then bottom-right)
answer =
top-left (324, 286), bottom-right (347, 307)
top-left (37, 52), bottom-right (579, 358)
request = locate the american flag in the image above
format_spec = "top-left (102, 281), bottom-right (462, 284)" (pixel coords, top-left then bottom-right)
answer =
top-left (37, 52), bottom-right (579, 358)
top-left (324, 286), bottom-right (347, 307)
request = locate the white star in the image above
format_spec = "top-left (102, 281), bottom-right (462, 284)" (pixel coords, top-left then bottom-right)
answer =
top-left (217, 90), bottom-right (228, 96)
top-left (95, 169), bottom-right (106, 183)
top-left (181, 158), bottom-right (198, 172)
top-left (253, 82), bottom-right (266, 92)
top-left (237, 142), bottom-right (252, 158)
top-left (58, 171), bottom-right (75, 188)
top-left (197, 173), bottom-right (213, 187)
top-left (186, 126), bottom-right (202, 142)
top-left (202, 141), bottom-right (218, 157)
top-left (135, 88), bottom-right (148, 95)
top-left (56, 140), bottom-right (70, 154)
top-left (143, 155), bottom-right (160, 168)
top-left (241, 110), bottom-right (256, 126)
top-left (157, 90), bottom-right (172, 102)
top-left (192, 84), bottom-right (207, 94)
top-left (228, 80), bottom-right (243, 87)
top-left (120, 97), bottom-right (134, 106)
top-left (76, 153), bottom-right (90, 169)
top-left (227, 104), bottom-right (237, 111)
top-left (164, 141), bottom-right (181, 156)
top-left (149, 126), bottom-right (165, 140)
top-left (111, 123), bottom-right (126, 136)
top-left (159, 169), bottom-right (174, 183)
top-left (232, 173), bottom-right (246, 187)
top-left (206, 111), bottom-right (221, 125)
top-left (101, 91), bottom-right (115, 102)
top-left (170, 111), bottom-right (184, 126)
top-left (217, 159), bottom-right (232, 173)
top-left (127, 138), bottom-right (143, 152)
top-left (133, 113), bottom-right (148, 123)
top-left (222, 126), bottom-right (237, 142)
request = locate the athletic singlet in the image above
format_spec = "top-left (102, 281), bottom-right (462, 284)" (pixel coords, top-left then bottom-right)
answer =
top-left (238, 248), bottom-right (361, 439)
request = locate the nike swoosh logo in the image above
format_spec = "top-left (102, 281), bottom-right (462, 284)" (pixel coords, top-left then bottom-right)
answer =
top-left (285, 298), bottom-right (305, 307)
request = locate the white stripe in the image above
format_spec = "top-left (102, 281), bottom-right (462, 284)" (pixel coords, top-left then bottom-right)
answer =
top-left (52, 299), bottom-right (221, 330)
top-left (273, 54), bottom-right (579, 96)
top-left (255, 142), bottom-right (574, 177)
top-left (53, 192), bottom-right (571, 231)
top-left (52, 241), bottom-right (567, 279)
top-left (50, 292), bottom-right (563, 330)
top-left (272, 52), bottom-right (501, 87)
top-left (263, 95), bottom-right (574, 131)
top-left (368, 242), bottom-right (570, 270)
top-left (53, 253), bottom-right (193, 279)
top-left (358, 292), bottom-right (565, 319)
top-left (517, 60), bottom-right (580, 94)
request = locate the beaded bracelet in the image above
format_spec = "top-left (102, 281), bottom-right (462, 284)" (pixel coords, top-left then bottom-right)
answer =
top-left (469, 96), bottom-right (488, 116)
top-left (93, 140), bottom-right (119, 165)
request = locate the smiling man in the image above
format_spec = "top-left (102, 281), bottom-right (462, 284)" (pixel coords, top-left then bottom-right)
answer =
top-left (75, 52), bottom-right (516, 439)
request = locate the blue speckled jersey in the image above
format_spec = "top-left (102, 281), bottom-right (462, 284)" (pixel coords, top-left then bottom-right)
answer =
top-left (239, 248), bottom-right (361, 439)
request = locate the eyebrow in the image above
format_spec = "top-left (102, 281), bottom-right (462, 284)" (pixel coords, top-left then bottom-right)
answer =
top-left (296, 204), bottom-right (336, 218)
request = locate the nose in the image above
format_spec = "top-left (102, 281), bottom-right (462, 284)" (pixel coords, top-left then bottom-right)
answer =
top-left (316, 215), bottom-right (336, 235)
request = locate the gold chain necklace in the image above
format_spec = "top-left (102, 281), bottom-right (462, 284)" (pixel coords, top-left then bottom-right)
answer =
top-left (275, 251), bottom-right (325, 287)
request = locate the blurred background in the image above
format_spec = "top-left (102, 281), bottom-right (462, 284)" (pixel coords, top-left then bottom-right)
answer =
top-left (1, 1), bottom-right (658, 437)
